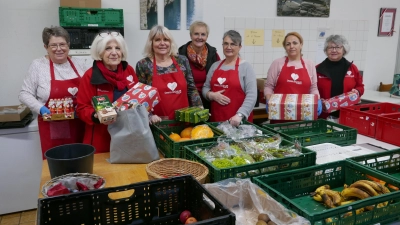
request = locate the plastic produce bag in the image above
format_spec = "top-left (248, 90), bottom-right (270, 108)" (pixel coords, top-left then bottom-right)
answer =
top-left (204, 178), bottom-right (310, 225)
top-left (216, 121), bottom-right (261, 140)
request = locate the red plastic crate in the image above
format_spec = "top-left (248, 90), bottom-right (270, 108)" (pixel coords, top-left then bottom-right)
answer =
top-left (376, 113), bottom-right (400, 146)
top-left (339, 102), bottom-right (400, 137)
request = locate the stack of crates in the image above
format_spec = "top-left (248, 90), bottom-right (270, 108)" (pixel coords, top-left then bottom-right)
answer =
top-left (59, 6), bottom-right (124, 49)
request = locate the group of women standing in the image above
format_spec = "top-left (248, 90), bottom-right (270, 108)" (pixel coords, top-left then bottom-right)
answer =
top-left (19, 23), bottom-right (363, 157)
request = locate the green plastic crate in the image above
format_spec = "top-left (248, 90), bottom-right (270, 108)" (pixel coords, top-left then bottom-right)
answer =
top-left (206, 121), bottom-right (276, 136)
top-left (150, 120), bottom-right (223, 158)
top-left (253, 160), bottom-right (400, 225)
top-left (348, 148), bottom-right (400, 182)
top-left (261, 119), bottom-right (357, 146)
top-left (184, 139), bottom-right (316, 183)
top-left (59, 7), bottom-right (123, 27)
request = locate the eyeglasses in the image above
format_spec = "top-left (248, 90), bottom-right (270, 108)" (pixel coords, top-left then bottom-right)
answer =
top-left (48, 43), bottom-right (68, 50)
top-left (327, 46), bottom-right (343, 51)
top-left (222, 42), bottom-right (239, 48)
top-left (99, 31), bottom-right (120, 38)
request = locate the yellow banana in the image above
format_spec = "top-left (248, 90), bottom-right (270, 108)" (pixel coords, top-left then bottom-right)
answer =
top-left (315, 184), bottom-right (330, 193)
top-left (325, 217), bottom-right (333, 223)
top-left (339, 199), bottom-right (355, 206)
top-left (341, 187), bottom-right (370, 200)
top-left (350, 181), bottom-right (379, 196)
top-left (359, 180), bottom-right (385, 194)
top-left (324, 189), bottom-right (342, 206)
top-left (321, 193), bottom-right (335, 208)
top-left (312, 193), bottom-right (323, 202)
top-left (343, 208), bottom-right (364, 218)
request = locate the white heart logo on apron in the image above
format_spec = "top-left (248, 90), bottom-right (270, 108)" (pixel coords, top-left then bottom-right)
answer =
top-left (167, 82), bottom-right (177, 91)
top-left (68, 87), bottom-right (78, 96)
top-left (347, 71), bottom-right (352, 75)
top-left (217, 77), bottom-right (226, 84)
top-left (126, 75), bottom-right (133, 82)
top-left (291, 73), bottom-right (299, 81)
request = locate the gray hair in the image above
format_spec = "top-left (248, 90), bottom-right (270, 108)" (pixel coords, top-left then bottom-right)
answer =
top-left (143, 25), bottom-right (178, 58)
top-left (90, 32), bottom-right (128, 61)
top-left (189, 21), bottom-right (209, 36)
top-left (324, 34), bottom-right (350, 55)
top-left (223, 30), bottom-right (242, 46)
top-left (42, 26), bottom-right (70, 46)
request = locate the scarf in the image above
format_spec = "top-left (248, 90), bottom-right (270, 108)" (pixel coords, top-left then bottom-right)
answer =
top-left (96, 61), bottom-right (128, 91)
top-left (186, 44), bottom-right (208, 70)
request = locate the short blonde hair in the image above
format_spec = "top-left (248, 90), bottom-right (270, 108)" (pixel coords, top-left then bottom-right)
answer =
top-left (90, 32), bottom-right (128, 61)
top-left (282, 31), bottom-right (304, 48)
top-left (189, 21), bottom-right (209, 36)
top-left (143, 25), bottom-right (178, 58)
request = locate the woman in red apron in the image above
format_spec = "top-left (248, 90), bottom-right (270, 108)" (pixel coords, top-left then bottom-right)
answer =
top-left (19, 27), bottom-right (89, 159)
top-left (135, 25), bottom-right (203, 122)
top-left (202, 30), bottom-right (257, 126)
top-left (264, 32), bottom-right (322, 123)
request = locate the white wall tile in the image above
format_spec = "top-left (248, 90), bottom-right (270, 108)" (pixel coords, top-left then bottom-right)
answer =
top-left (341, 30), bottom-right (350, 39)
top-left (254, 46), bottom-right (264, 53)
top-left (293, 18), bottom-right (302, 30)
top-left (318, 19), bottom-right (327, 27)
top-left (283, 18), bottom-right (293, 30)
top-left (326, 20), bottom-right (335, 29)
top-left (335, 20), bottom-right (343, 31)
top-left (274, 19), bottom-right (284, 29)
top-left (308, 51), bottom-right (316, 62)
top-left (264, 29), bottom-right (272, 41)
top-left (255, 18), bottom-right (264, 29)
top-left (355, 51), bottom-right (363, 60)
top-left (301, 30), bottom-right (310, 41)
top-left (309, 19), bottom-right (319, 29)
top-left (264, 43), bottom-right (273, 52)
top-left (245, 46), bottom-right (254, 53)
top-left (244, 52), bottom-right (254, 63)
top-left (309, 29), bottom-right (318, 41)
top-left (364, 31), bottom-right (369, 40)
top-left (342, 20), bottom-right (350, 31)
top-left (349, 30), bottom-right (357, 41)
top-left (264, 52), bottom-right (273, 63)
top-left (246, 18), bottom-right (256, 29)
top-left (363, 41), bottom-right (368, 49)
top-left (355, 41), bottom-right (363, 51)
top-left (357, 21), bottom-right (364, 31)
top-left (273, 51), bottom-right (284, 59)
top-left (253, 63), bottom-right (264, 75)
top-left (356, 31), bottom-right (364, 42)
top-left (264, 18), bottom-right (274, 29)
top-left (235, 18), bottom-right (245, 29)
top-left (349, 21), bottom-right (358, 30)
top-left (361, 50), bottom-right (367, 60)
top-left (225, 17), bottom-right (235, 29)
top-left (302, 40), bottom-right (310, 51)
top-left (254, 53), bottom-right (264, 63)
top-left (264, 63), bottom-right (271, 75)
top-left (302, 19), bottom-right (310, 30)
top-left (364, 21), bottom-right (369, 31)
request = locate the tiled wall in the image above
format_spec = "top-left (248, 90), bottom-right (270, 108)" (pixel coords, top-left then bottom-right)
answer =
top-left (225, 17), bottom-right (369, 78)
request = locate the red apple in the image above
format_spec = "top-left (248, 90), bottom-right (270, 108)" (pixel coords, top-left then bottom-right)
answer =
top-left (179, 210), bottom-right (192, 223)
top-left (185, 217), bottom-right (197, 224)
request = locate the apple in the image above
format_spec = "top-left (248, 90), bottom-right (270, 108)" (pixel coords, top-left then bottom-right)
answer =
top-left (185, 217), bottom-right (197, 224)
top-left (179, 210), bottom-right (192, 223)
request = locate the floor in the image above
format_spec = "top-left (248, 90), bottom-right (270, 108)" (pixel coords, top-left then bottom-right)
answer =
top-left (0, 210), bottom-right (37, 225)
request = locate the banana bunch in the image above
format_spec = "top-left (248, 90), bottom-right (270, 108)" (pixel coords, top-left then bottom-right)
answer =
top-left (310, 180), bottom-right (392, 211)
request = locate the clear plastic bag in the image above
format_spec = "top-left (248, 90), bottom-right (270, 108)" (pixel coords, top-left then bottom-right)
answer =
top-left (216, 121), bottom-right (262, 140)
top-left (203, 179), bottom-right (311, 225)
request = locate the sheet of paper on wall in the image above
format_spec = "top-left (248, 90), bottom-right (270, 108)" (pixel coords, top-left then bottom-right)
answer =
top-left (244, 29), bottom-right (264, 46)
top-left (315, 28), bottom-right (330, 64)
top-left (272, 29), bottom-right (285, 47)
top-left (381, 12), bottom-right (394, 32)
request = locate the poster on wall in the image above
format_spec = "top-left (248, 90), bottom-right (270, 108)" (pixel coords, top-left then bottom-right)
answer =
top-left (378, 8), bottom-right (396, 36)
top-left (277, 0), bottom-right (330, 17)
top-left (187, 0), bottom-right (203, 29)
top-left (140, 0), bottom-right (158, 30)
top-left (164, 0), bottom-right (181, 30)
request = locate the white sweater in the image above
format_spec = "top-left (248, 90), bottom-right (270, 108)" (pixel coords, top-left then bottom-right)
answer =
top-left (19, 56), bottom-right (89, 114)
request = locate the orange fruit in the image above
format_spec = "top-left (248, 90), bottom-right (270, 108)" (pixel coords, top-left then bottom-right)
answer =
top-left (178, 137), bottom-right (191, 142)
top-left (169, 132), bottom-right (181, 141)
top-left (180, 127), bottom-right (193, 138)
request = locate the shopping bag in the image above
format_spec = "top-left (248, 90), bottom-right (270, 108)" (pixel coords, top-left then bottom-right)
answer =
top-left (107, 105), bottom-right (159, 164)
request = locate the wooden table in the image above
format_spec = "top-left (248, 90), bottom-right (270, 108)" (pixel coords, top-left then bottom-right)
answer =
top-left (39, 152), bottom-right (163, 198)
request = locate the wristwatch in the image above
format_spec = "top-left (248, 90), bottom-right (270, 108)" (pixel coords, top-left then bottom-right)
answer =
top-left (236, 112), bottom-right (244, 118)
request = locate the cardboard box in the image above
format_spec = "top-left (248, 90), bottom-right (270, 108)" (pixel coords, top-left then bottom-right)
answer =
top-left (268, 94), bottom-right (318, 120)
top-left (257, 78), bottom-right (266, 91)
top-left (0, 105), bottom-right (30, 122)
top-left (322, 90), bottom-right (360, 113)
top-left (60, 0), bottom-right (101, 8)
top-left (113, 82), bottom-right (160, 112)
top-left (92, 95), bottom-right (117, 123)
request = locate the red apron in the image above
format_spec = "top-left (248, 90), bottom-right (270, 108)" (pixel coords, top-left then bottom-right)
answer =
top-left (38, 58), bottom-right (85, 159)
top-left (210, 58), bottom-right (253, 122)
top-left (151, 56), bottom-right (189, 119)
top-left (271, 57), bottom-right (311, 123)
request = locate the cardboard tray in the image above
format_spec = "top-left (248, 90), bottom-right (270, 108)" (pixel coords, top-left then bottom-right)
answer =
top-left (0, 105), bottom-right (30, 122)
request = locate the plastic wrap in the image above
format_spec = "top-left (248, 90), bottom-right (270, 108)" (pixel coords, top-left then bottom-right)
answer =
top-left (216, 121), bottom-right (262, 140)
top-left (204, 179), bottom-right (311, 225)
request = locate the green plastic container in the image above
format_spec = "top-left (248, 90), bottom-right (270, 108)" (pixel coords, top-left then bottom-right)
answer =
top-left (184, 139), bottom-right (316, 183)
top-left (348, 148), bottom-right (400, 181)
top-left (261, 119), bottom-right (357, 146)
top-left (59, 7), bottom-right (124, 27)
top-left (206, 121), bottom-right (275, 136)
top-left (150, 120), bottom-right (223, 158)
top-left (253, 160), bottom-right (400, 225)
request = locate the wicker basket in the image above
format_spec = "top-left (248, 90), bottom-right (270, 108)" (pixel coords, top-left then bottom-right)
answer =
top-left (146, 158), bottom-right (209, 184)
top-left (41, 173), bottom-right (106, 197)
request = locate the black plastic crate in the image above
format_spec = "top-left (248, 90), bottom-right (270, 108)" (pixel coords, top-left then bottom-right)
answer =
top-left (261, 119), bottom-right (357, 146)
top-left (37, 175), bottom-right (235, 225)
top-left (65, 27), bottom-right (125, 49)
top-left (253, 160), bottom-right (400, 225)
top-left (184, 138), bottom-right (316, 183)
